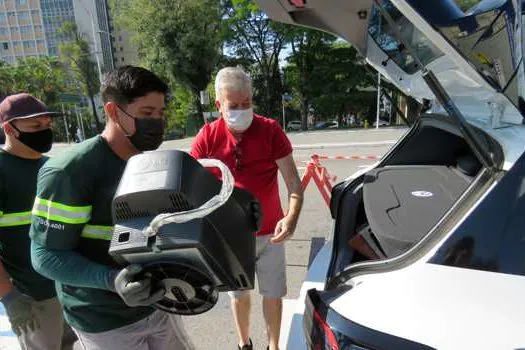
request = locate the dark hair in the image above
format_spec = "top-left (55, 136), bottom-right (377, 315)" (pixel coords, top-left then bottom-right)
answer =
top-left (101, 65), bottom-right (168, 105)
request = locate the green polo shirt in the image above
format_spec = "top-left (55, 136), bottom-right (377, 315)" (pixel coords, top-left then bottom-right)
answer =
top-left (0, 149), bottom-right (56, 300)
top-left (30, 136), bottom-right (154, 333)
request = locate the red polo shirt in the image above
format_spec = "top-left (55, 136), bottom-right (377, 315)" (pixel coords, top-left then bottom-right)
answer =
top-left (190, 114), bottom-right (293, 236)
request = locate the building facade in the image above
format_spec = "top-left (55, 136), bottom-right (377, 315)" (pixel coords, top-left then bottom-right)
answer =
top-left (106, 1), bottom-right (139, 68)
top-left (0, 0), bottom-right (48, 64)
top-left (111, 25), bottom-right (139, 67)
top-left (40, 0), bottom-right (74, 57)
top-left (0, 0), bottom-right (138, 70)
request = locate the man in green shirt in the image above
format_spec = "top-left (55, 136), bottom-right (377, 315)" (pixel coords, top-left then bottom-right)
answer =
top-left (0, 93), bottom-right (65, 349)
top-left (30, 66), bottom-right (192, 350)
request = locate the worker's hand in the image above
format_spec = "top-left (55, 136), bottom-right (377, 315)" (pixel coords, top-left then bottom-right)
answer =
top-left (271, 215), bottom-right (297, 244)
top-left (1, 288), bottom-right (39, 336)
top-left (111, 265), bottom-right (165, 307)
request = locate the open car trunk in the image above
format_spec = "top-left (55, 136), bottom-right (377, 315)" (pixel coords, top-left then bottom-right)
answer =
top-left (328, 114), bottom-right (502, 274)
top-left (255, 0), bottom-right (521, 286)
top-left (362, 164), bottom-right (473, 258)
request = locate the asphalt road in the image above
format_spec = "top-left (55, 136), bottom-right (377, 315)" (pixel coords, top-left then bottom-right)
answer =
top-left (0, 127), bottom-right (408, 350)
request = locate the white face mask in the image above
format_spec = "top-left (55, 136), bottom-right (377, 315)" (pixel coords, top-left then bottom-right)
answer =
top-left (224, 107), bottom-right (253, 132)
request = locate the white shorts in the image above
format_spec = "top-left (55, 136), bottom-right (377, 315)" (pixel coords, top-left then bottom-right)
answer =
top-left (228, 235), bottom-right (287, 299)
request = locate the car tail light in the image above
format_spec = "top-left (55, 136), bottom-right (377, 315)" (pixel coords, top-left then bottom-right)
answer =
top-left (305, 289), bottom-right (375, 350)
top-left (312, 308), bottom-right (340, 350)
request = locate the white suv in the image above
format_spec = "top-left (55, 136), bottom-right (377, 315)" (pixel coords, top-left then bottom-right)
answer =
top-left (287, 120), bottom-right (302, 131)
top-left (257, 0), bottom-right (525, 349)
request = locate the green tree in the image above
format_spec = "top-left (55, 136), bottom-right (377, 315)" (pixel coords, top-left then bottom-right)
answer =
top-left (284, 40), bottom-right (373, 126)
top-left (164, 83), bottom-right (194, 133)
top-left (110, 0), bottom-right (225, 127)
top-left (285, 30), bottom-right (337, 129)
top-left (0, 57), bottom-right (70, 105)
top-left (0, 57), bottom-right (88, 141)
top-left (224, 0), bottom-right (289, 119)
top-left (58, 22), bottom-right (102, 132)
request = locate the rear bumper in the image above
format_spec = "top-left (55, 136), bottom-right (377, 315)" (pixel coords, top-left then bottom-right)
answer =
top-left (304, 288), bottom-right (435, 350)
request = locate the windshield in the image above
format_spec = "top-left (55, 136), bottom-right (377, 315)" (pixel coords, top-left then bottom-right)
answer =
top-left (368, 1), bottom-right (444, 74)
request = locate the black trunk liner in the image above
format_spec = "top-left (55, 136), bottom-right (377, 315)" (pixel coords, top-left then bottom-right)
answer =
top-left (363, 166), bottom-right (471, 257)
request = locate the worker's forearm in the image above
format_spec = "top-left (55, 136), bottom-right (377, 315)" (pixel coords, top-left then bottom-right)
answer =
top-left (0, 263), bottom-right (13, 298)
top-left (286, 185), bottom-right (303, 221)
top-left (31, 241), bottom-right (117, 291)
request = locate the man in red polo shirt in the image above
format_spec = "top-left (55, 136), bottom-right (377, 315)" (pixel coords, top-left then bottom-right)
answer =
top-left (191, 67), bottom-right (303, 350)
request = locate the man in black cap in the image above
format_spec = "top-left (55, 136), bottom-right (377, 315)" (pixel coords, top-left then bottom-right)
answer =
top-left (0, 93), bottom-right (65, 349)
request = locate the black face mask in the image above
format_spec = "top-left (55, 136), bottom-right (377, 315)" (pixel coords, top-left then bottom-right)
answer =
top-left (118, 107), bottom-right (165, 151)
top-left (12, 125), bottom-right (53, 153)
top-left (128, 117), bottom-right (165, 151)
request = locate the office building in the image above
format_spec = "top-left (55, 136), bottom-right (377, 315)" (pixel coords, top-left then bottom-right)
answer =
top-left (0, 0), bottom-right (139, 72)
top-left (0, 0), bottom-right (48, 64)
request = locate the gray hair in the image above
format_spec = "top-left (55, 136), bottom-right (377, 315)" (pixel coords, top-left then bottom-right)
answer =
top-left (214, 67), bottom-right (253, 101)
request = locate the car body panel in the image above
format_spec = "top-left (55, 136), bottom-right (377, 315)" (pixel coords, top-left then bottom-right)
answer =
top-left (255, 0), bottom-right (525, 348)
top-left (284, 241), bottom-right (333, 349)
top-left (330, 263), bottom-right (525, 349)
top-left (255, 0), bottom-right (373, 54)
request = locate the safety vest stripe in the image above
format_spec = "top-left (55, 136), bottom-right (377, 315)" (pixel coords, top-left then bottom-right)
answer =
top-left (0, 211), bottom-right (32, 227)
top-left (80, 225), bottom-right (113, 241)
top-left (34, 198), bottom-right (92, 214)
top-left (32, 203), bottom-right (91, 220)
top-left (32, 199), bottom-right (91, 224)
top-left (32, 210), bottom-right (91, 225)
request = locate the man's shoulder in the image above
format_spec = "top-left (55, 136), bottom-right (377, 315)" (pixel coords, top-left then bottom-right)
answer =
top-left (0, 150), bottom-right (11, 178)
top-left (251, 115), bottom-right (286, 139)
top-left (253, 115), bottom-right (281, 129)
top-left (197, 119), bottom-right (225, 138)
top-left (206, 118), bottom-right (224, 131)
top-left (43, 136), bottom-right (105, 174)
top-left (0, 149), bottom-right (10, 164)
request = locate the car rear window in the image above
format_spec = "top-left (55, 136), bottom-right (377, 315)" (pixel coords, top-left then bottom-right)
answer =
top-left (430, 153), bottom-right (525, 276)
top-left (368, 1), bottom-right (444, 74)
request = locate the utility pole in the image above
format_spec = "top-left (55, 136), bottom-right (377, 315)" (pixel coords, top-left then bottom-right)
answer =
top-left (61, 104), bottom-right (70, 143)
top-left (90, 11), bottom-right (103, 83)
top-left (78, 0), bottom-right (103, 82)
top-left (281, 93), bottom-right (292, 132)
top-left (282, 94), bottom-right (286, 132)
top-left (75, 107), bottom-right (85, 141)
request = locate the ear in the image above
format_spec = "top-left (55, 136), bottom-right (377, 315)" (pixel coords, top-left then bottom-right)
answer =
top-left (2, 122), bottom-right (18, 137)
top-left (104, 102), bottom-right (119, 123)
top-left (215, 100), bottom-right (221, 111)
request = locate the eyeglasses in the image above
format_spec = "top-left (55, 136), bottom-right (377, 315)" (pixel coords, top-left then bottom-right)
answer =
top-left (234, 143), bottom-right (243, 171)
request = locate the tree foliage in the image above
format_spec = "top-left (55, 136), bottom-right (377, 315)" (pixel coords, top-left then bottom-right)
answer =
top-left (284, 37), bottom-right (373, 127)
top-left (110, 0), bottom-right (225, 128)
top-left (223, 0), bottom-right (290, 119)
top-left (0, 57), bottom-right (69, 106)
